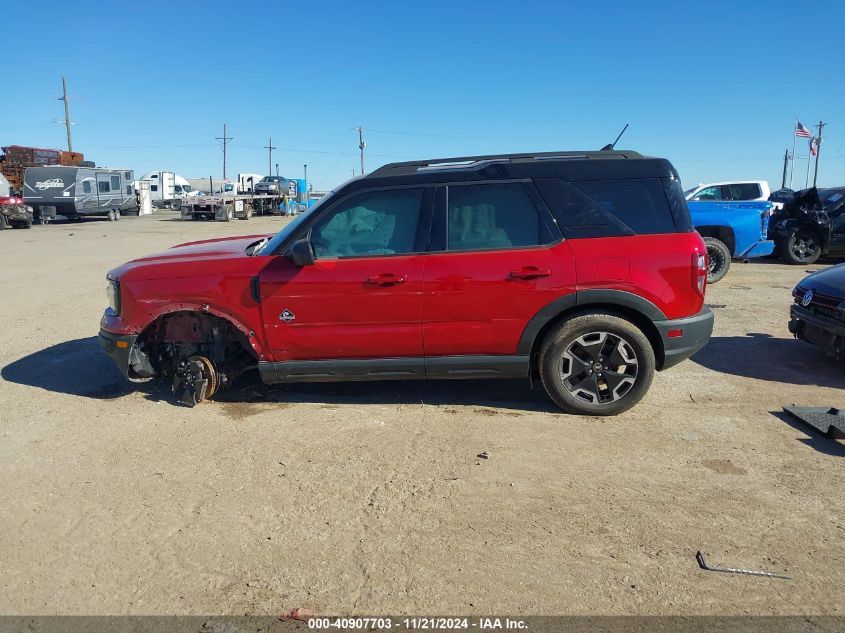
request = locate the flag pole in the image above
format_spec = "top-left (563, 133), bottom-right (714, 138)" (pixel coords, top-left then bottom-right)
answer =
top-left (788, 118), bottom-right (797, 189)
top-left (805, 138), bottom-right (812, 189)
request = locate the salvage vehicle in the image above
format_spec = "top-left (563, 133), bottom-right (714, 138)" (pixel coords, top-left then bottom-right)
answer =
top-left (99, 150), bottom-right (714, 415)
top-left (687, 200), bottom-right (775, 283)
top-left (23, 166), bottom-right (138, 222)
top-left (0, 195), bottom-right (34, 229)
top-left (769, 187), bottom-right (845, 264)
top-left (790, 263), bottom-right (845, 360)
top-left (254, 175), bottom-right (287, 196)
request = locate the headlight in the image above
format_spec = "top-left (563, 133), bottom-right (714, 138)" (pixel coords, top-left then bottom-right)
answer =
top-left (106, 275), bottom-right (121, 315)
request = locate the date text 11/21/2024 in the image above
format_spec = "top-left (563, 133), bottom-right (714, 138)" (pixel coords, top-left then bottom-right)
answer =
top-left (306, 617), bottom-right (528, 630)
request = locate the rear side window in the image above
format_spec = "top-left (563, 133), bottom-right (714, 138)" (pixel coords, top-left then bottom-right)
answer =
top-left (446, 183), bottom-right (554, 251)
top-left (533, 178), bottom-right (633, 239)
top-left (110, 176), bottom-right (120, 190)
top-left (82, 181), bottom-right (91, 194)
top-left (573, 179), bottom-right (677, 235)
top-left (728, 183), bottom-right (761, 200)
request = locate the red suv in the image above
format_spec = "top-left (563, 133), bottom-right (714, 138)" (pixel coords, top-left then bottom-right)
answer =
top-left (100, 151), bottom-right (713, 415)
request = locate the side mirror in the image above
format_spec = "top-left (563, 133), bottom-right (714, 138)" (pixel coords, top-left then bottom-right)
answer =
top-left (287, 238), bottom-right (315, 266)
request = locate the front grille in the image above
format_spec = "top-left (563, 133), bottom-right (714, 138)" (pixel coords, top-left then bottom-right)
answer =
top-left (793, 285), bottom-right (844, 309)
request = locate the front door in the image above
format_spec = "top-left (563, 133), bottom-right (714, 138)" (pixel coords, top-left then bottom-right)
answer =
top-left (422, 181), bottom-right (575, 358)
top-left (259, 187), bottom-right (431, 361)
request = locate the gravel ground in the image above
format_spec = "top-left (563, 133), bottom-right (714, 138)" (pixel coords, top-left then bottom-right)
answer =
top-left (0, 212), bottom-right (843, 616)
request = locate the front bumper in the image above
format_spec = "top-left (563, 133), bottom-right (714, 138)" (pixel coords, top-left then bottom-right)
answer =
top-left (739, 239), bottom-right (775, 258)
top-left (654, 308), bottom-right (715, 370)
top-left (98, 329), bottom-right (154, 382)
top-left (789, 303), bottom-right (845, 357)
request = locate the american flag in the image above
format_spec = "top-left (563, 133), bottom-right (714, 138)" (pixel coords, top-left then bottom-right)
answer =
top-left (796, 121), bottom-right (813, 138)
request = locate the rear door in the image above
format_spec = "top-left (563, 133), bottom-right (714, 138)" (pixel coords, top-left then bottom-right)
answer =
top-left (422, 181), bottom-right (574, 359)
top-left (258, 186), bottom-right (432, 361)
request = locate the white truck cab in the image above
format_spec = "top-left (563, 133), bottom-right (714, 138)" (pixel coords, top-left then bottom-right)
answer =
top-left (685, 181), bottom-right (771, 203)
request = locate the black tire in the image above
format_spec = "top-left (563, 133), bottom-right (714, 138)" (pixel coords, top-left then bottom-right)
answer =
top-left (170, 199), bottom-right (182, 211)
top-left (114, 209), bottom-right (121, 221)
top-left (539, 312), bottom-right (656, 416)
top-left (108, 210), bottom-right (116, 222)
top-left (12, 218), bottom-right (32, 229)
top-left (225, 205), bottom-right (234, 222)
top-left (702, 236), bottom-right (731, 284)
top-left (781, 229), bottom-right (822, 265)
top-left (0, 213), bottom-right (8, 230)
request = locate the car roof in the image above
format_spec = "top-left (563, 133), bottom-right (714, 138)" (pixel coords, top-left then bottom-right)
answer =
top-left (353, 149), bottom-right (677, 188)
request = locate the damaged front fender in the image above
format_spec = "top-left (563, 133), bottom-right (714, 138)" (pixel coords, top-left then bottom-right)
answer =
top-left (98, 329), bottom-right (155, 382)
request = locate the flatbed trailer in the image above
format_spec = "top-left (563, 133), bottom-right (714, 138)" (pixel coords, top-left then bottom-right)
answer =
top-left (180, 194), bottom-right (285, 221)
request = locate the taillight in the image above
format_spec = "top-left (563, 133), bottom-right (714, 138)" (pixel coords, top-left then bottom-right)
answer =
top-left (692, 251), bottom-right (706, 295)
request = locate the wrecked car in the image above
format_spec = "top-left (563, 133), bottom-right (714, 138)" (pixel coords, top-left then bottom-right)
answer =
top-left (99, 150), bottom-right (713, 414)
top-left (0, 195), bottom-right (34, 229)
top-left (770, 187), bottom-right (845, 264)
top-left (790, 263), bottom-right (845, 360)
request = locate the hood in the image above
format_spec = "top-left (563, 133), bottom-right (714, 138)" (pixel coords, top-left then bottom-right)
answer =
top-left (110, 234), bottom-right (272, 280)
top-left (797, 263), bottom-right (845, 297)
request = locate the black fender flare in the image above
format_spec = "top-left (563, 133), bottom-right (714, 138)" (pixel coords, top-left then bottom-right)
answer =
top-left (516, 289), bottom-right (667, 355)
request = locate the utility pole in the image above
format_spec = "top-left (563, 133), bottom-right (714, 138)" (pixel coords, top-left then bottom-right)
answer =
top-left (813, 120), bottom-right (826, 188)
top-left (355, 126), bottom-right (366, 174)
top-left (58, 75), bottom-right (74, 152)
top-left (304, 164), bottom-right (309, 206)
top-left (215, 123), bottom-right (233, 180)
top-left (264, 137), bottom-right (276, 177)
top-left (781, 149), bottom-right (789, 189)
top-left (352, 167), bottom-right (356, 178)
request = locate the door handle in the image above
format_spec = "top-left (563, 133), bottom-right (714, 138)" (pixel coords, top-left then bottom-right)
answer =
top-left (366, 273), bottom-right (408, 286)
top-left (508, 266), bottom-right (552, 280)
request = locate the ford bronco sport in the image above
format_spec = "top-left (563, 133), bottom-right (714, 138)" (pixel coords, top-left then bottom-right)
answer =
top-left (99, 150), bottom-right (714, 415)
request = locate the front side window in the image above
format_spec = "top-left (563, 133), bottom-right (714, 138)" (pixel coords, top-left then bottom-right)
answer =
top-left (151, 184), bottom-right (158, 192)
top-left (692, 186), bottom-right (723, 200)
top-left (446, 183), bottom-right (552, 251)
top-left (98, 180), bottom-right (110, 193)
top-left (310, 188), bottom-right (424, 258)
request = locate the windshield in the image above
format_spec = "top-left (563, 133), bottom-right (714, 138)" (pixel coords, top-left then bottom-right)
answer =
top-left (260, 176), bottom-right (280, 183)
top-left (254, 191), bottom-right (336, 256)
top-left (183, 185), bottom-right (193, 192)
top-left (820, 189), bottom-right (844, 206)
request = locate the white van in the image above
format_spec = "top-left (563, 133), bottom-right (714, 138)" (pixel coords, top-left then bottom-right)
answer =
top-left (136, 172), bottom-right (201, 209)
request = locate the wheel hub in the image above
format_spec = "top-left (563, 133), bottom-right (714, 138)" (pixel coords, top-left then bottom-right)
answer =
top-left (559, 331), bottom-right (639, 404)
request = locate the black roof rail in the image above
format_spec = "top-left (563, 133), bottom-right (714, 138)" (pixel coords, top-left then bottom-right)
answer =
top-left (368, 150), bottom-right (644, 178)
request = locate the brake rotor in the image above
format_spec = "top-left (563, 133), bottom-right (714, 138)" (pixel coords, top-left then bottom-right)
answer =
top-left (173, 355), bottom-right (218, 407)
top-left (191, 355), bottom-right (218, 400)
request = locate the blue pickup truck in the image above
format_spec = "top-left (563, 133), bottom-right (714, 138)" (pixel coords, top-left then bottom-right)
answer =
top-left (687, 201), bottom-right (775, 283)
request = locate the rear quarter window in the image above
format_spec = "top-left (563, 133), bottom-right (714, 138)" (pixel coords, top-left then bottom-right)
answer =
top-left (573, 178), bottom-right (678, 235)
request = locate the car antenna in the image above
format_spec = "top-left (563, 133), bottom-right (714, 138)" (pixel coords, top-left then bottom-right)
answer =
top-left (601, 124), bottom-right (629, 151)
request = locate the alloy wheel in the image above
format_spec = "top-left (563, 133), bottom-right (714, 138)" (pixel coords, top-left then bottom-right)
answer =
top-left (559, 331), bottom-right (639, 404)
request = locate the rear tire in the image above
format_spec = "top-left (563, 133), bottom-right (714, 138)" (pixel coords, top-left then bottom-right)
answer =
top-left (702, 236), bottom-right (731, 284)
top-left (0, 214), bottom-right (8, 230)
top-left (539, 312), bottom-right (655, 416)
top-left (170, 199), bottom-right (182, 211)
top-left (108, 210), bottom-right (116, 222)
top-left (781, 229), bottom-right (822, 265)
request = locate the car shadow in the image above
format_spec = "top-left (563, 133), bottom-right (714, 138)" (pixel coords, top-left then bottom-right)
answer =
top-left (174, 369), bottom-right (560, 414)
top-left (1, 337), bottom-right (559, 413)
top-left (1, 336), bottom-right (141, 399)
top-left (692, 333), bottom-right (845, 389)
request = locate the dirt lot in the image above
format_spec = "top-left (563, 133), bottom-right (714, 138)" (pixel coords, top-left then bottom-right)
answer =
top-left (0, 212), bottom-right (843, 616)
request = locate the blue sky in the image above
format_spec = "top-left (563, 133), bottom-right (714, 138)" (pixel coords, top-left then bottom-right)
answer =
top-left (3, 0), bottom-right (843, 191)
